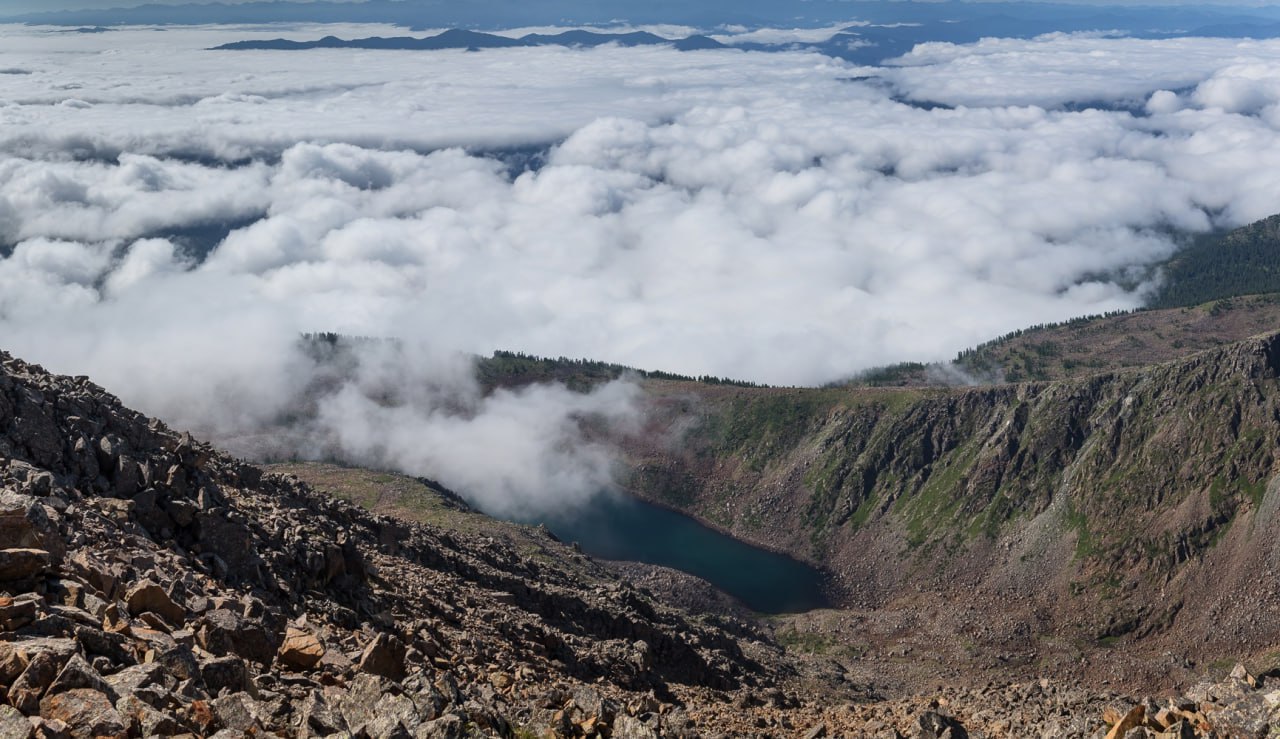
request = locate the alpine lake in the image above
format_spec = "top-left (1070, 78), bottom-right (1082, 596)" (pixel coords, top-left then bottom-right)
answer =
top-left (516, 493), bottom-right (830, 614)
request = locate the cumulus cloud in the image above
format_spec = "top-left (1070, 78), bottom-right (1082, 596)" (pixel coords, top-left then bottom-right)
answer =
top-left (0, 154), bottom-right (271, 245)
top-left (484, 23), bottom-right (703, 39)
top-left (710, 22), bottom-right (863, 46)
top-left (880, 35), bottom-right (1280, 109)
top-left (5, 25), bottom-right (1280, 513)
top-left (1146, 89), bottom-right (1183, 114)
top-left (306, 347), bottom-right (641, 519)
top-left (1191, 62), bottom-right (1280, 114)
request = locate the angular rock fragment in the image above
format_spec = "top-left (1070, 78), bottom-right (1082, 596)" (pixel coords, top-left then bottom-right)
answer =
top-left (358, 633), bottom-right (406, 681)
top-left (211, 692), bottom-right (263, 732)
top-left (38, 688), bottom-right (127, 739)
top-left (72, 625), bottom-right (134, 667)
top-left (195, 609), bottom-right (278, 666)
top-left (115, 694), bottom-right (179, 737)
top-left (153, 644), bottom-right (201, 683)
top-left (104, 663), bottom-right (168, 697)
top-left (416, 713), bottom-right (465, 739)
top-left (338, 673), bottom-right (395, 731)
top-left (200, 655), bottom-right (247, 696)
top-left (0, 644), bottom-right (26, 685)
top-left (124, 581), bottom-right (185, 626)
top-left (916, 710), bottom-right (966, 739)
top-left (0, 549), bottom-right (50, 582)
top-left (1105, 705), bottom-right (1145, 739)
top-left (277, 626), bottom-right (325, 670)
top-left (298, 690), bottom-right (347, 737)
top-left (1229, 662), bottom-right (1259, 689)
top-left (45, 655), bottom-right (114, 702)
top-left (0, 705), bottom-right (31, 739)
top-left (0, 596), bottom-right (36, 630)
top-left (65, 552), bottom-right (119, 601)
top-left (0, 492), bottom-right (60, 560)
top-left (613, 714), bottom-right (660, 739)
top-left (8, 651), bottom-right (65, 714)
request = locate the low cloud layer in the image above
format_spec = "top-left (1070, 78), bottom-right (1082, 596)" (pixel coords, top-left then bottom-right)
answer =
top-left (881, 34), bottom-right (1280, 110)
top-left (5, 25), bottom-right (1280, 513)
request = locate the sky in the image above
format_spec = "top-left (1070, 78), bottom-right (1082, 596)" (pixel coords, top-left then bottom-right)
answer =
top-left (4, 20), bottom-right (1280, 513)
top-left (1, 0), bottom-right (273, 10)
top-left (10, 0), bottom-right (1280, 15)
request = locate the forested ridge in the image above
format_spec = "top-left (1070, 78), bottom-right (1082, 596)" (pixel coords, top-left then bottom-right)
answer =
top-left (1150, 214), bottom-right (1280, 308)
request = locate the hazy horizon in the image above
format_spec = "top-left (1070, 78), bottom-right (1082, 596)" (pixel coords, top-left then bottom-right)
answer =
top-left (11, 0), bottom-right (1280, 19)
top-left (10, 0), bottom-right (1280, 10)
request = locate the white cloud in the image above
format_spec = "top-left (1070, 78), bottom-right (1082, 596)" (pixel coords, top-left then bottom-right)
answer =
top-left (309, 351), bottom-right (642, 518)
top-left (880, 35), bottom-right (1280, 109)
top-left (103, 237), bottom-right (191, 296)
top-left (0, 153), bottom-right (271, 244)
top-left (5, 25), bottom-right (1280, 512)
top-left (0, 24), bottom-right (834, 159)
top-left (711, 22), bottom-right (863, 46)
top-left (482, 24), bottom-right (703, 39)
top-left (1191, 62), bottom-right (1280, 113)
top-left (1146, 89), bottom-right (1183, 114)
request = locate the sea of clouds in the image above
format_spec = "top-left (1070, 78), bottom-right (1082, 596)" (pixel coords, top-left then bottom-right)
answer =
top-left (3, 24), bottom-right (1280, 514)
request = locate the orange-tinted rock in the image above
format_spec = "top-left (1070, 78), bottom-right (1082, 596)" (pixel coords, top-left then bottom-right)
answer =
top-left (7, 651), bottom-right (63, 715)
top-left (124, 581), bottom-right (185, 626)
top-left (38, 689), bottom-right (126, 739)
top-left (1104, 705), bottom-right (1145, 739)
top-left (278, 627), bottom-right (325, 670)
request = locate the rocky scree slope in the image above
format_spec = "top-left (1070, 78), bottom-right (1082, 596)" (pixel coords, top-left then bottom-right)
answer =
top-left (623, 331), bottom-right (1280, 685)
top-left (3, 353), bottom-right (1280, 737)
top-left (0, 350), bottom-right (820, 738)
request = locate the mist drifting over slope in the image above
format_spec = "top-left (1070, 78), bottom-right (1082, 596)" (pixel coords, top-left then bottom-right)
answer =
top-left (5, 24), bottom-right (1280, 512)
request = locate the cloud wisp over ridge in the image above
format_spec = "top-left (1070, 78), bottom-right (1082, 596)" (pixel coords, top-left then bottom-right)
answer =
top-left (5, 25), bottom-right (1280, 512)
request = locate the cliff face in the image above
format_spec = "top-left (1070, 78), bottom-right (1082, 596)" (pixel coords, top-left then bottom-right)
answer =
top-left (623, 332), bottom-right (1280, 673)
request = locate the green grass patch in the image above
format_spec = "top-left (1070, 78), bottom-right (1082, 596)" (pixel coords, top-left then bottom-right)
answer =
top-left (1065, 503), bottom-right (1098, 561)
top-left (717, 392), bottom-right (840, 470)
top-left (899, 443), bottom-right (979, 548)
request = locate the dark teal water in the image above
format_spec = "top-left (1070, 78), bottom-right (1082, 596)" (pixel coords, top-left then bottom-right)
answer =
top-left (522, 494), bottom-right (830, 614)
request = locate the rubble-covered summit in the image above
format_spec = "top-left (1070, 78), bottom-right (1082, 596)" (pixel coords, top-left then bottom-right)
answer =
top-left (0, 350), bottom-right (811, 737)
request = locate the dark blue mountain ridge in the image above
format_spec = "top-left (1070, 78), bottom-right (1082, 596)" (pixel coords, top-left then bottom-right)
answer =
top-left (211, 28), bottom-right (727, 52)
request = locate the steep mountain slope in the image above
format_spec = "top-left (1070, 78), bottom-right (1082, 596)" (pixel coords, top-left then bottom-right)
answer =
top-left (6, 349), bottom-right (1280, 735)
top-left (622, 331), bottom-right (1280, 687)
top-left (0, 350), bottom-right (829, 737)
